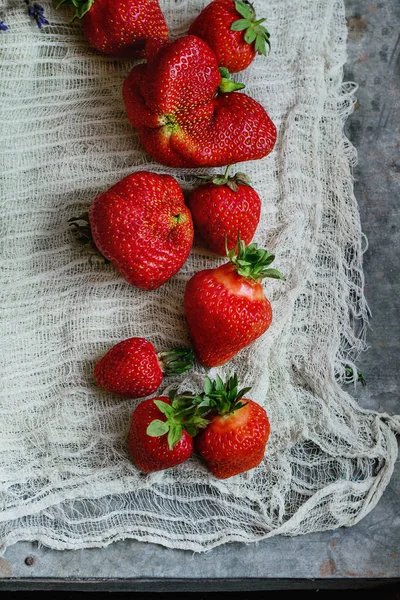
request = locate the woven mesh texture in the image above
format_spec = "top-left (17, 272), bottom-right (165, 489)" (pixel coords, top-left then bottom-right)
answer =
top-left (0, 0), bottom-right (398, 552)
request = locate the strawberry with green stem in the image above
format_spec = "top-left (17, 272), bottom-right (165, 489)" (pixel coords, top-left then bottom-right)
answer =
top-left (194, 373), bottom-right (271, 479)
top-left (188, 164), bottom-right (261, 256)
top-left (188, 0), bottom-right (271, 73)
top-left (184, 236), bottom-right (285, 367)
top-left (128, 391), bottom-right (209, 473)
top-left (56, 0), bottom-right (169, 57)
top-left (94, 338), bottom-right (195, 399)
top-left (69, 171), bottom-right (193, 291)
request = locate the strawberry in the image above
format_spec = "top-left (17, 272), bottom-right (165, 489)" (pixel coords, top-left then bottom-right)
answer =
top-left (184, 237), bottom-right (285, 367)
top-left (69, 171), bottom-right (193, 290)
top-left (188, 166), bottom-right (261, 256)
top-left (188, 0), bottom-right (271, 73)
top-left (195, 374), bottom-right (271, 479)
top-left (94, 338), bottom-right (194, 398)
top-left (128, 393), bottom-right (209, 473)
top-left (56, 0), bottom-right (169, 58)
top-left (122, 35), bottom-right (277, 168)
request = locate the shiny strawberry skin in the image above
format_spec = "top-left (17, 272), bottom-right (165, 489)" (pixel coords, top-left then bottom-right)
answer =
top-left (82, 0), bottom-right (168, 58)
top-left (184, 262), bottom-right (272, 367)
top-left (122, 35), bottom-right (277, 168)
top-left (188, 0), bottom-right (256, 73)
top-left (89, 171), bottom-right (193, 290)
top-left (128, 397), bottom-right (194, 472)
top-left (94, 338), bottom-right (163, 398)
top-left (188, 182), bottom-right (261, 255)
top-left (195, 399), bottom-right (270, 478)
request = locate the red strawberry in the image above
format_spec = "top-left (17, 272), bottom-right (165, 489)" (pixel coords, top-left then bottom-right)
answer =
top-left (195, 374), bottom-right (271, 479)
top-left (57, 0), bottom-right (169, 58)
top-left (188, 0), bottom-right (271, 73)
top-left (122, 35), bottom-right (277, 168)
top-left (94, 338), bottom-right (194, 398)
top-left (188, 166), bottom-right (261, 256)
top-left (184, 238), bottom-right (285, 367)
top-left (69, 171), bottom-right (193, 290)
top-left (128, 393), bottom-right (209, 473)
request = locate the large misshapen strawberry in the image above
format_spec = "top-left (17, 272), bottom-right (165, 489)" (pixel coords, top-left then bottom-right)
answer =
top-left (122, 35), bottom-right (277, 168)
top-left (188, 0), bottom-right (271, 73)
top-left (184, 237), bottom-right (285, 367)
top-left (69, 171), bottom-right (193, 290)
top-left (57, 0), bottom-right (169, 57)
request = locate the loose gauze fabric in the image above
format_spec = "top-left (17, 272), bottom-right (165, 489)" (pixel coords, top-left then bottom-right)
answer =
top-left (0, 0), bottom-right (399, 553)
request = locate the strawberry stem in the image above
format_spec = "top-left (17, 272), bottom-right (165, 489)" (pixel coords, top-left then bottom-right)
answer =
top-left (157, 348), bottom-right (195, 376)
top-left (195, 166), bottom-right (252, 192)
top-left (68, 213), bottom-right (109, 263)
top-left (199, 373), bottom-right (251, 416)
top-left (218, 67), bottom-right (245, 93)
top-left (146, 392), bottom-right (210, 449)
top-left (56, 0), bottom-right (95, 20)
top-left (231, 0), bottom-right (271, 56)
top-left (227, 235), bottom-right (285, 281)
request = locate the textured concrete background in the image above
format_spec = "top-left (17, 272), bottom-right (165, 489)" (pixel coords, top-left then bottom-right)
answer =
top-left (0, 0), bottom-right (399, 590)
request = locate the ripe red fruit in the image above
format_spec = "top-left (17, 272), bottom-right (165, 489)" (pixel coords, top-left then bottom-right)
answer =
top-left (188, 166), bottom-right (261, 255)
top-left (128, 397), bottom-right (195, 473)
top-left (69, 171), bottom-right (193, 290)
top-left (122, 35), bottom-right (277, 168)
top-left (94, 338), bottom-right (194, 398)
top-left (184, 238), bottom-right (285, 367)
top-left (195, 374), bottom-right (271, 479)
top-left (188, 0), bottom-right (271, 73)
top-left (57, 0), bottom-right (169, 58)
top-left (128, 391), bottom-right (210, 473)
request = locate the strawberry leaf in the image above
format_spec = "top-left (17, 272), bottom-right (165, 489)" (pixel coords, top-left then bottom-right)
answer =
top-left (204, 377), bottom-right (212, 396)
top-left (244, 28), bottom-right (257, 44)
top-left (153, 399), bottom-right (174, 418)
top-left (255, 34), bottom-right (267, 56)
top-left (231, 1), bottom-right (271, 55)
top-left (261, 268), bottom-right (286, 280)
top-left (158, 347), bottom-right (194, 376)
top-left (231, 19), bottom-right (251, 31)
top-left (199, 373), bottom-right (251, 415)
top-left (212, 177), bottom-right (228, 186)
top-left (234, 0), bottom-right (254, 20)
top-left (146, 420), bottom-right (169, 437)
top-left (168, 423), bottom-right (183, 449)
top-left (56, 0), bottom-right (95, 20)
top-left (228, 235), bottom-right (285, 281)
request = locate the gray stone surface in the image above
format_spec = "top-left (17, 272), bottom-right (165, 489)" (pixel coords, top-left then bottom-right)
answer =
top-left (0, 0), bottom-right (399, 590)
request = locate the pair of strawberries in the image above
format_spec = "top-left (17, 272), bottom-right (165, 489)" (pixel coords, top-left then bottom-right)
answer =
top-left (65, 0), bottom-right (282, 478)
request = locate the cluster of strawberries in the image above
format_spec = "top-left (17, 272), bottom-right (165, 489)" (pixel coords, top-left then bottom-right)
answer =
top-left (64, 0), bottom-right (284, 479)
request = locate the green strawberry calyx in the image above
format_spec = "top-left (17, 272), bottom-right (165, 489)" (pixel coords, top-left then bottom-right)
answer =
top-left (146, 392), bottom-right (210, 450)
top-left (68, 212), bottom-right (109, 263)
top-left (196, 164), bottom-right (252, 192)
top-left (218, 67), bottom-right (246, 93)
top-left (56, 0), bottom-right (95, 21)
top-left (231, 0), bottom-right (271, 56)
top-left (198, 373), bottom-right (251, 416)
top-left (157, 348), bottom-right (195, 376)
top-left (227, 235), bottom-right (286, 281)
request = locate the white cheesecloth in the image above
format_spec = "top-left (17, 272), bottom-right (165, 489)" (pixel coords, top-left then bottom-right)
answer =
top-left (0, 0), bottom-right (398, 552)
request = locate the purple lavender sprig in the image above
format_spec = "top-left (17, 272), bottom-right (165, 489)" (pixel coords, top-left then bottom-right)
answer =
top-left (24, 1), bottom-right (49, 29)
top-left (0, 21), bottom-right (8, 31)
